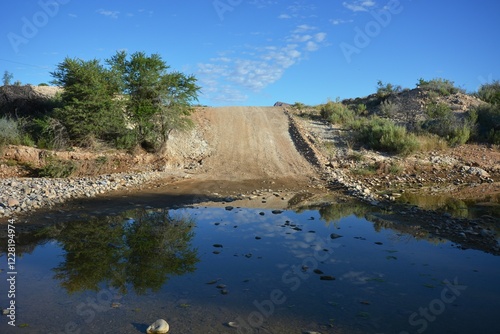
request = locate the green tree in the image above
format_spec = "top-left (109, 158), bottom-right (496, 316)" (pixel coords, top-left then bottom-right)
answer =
top-left (108, 51), bottom-right (200, 152)
top-left (51, 57), bottom-right (125, 146)
top-left (2, 71), bottom-right (13, 85)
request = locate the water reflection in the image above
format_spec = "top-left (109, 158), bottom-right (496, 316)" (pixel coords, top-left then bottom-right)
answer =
top-left (398, 192), bottom-right (500, 219)
top-left (38, 209), bottom-right (199, 295)
top-left (0, 201), bottom-right (499, 333)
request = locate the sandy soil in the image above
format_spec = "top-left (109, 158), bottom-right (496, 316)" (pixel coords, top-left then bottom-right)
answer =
top-left (194, 106), bottom-right (317, 182)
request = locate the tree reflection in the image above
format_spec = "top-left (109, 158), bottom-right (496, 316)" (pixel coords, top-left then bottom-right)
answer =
top-left (47, 209), bottom-right (198, 295)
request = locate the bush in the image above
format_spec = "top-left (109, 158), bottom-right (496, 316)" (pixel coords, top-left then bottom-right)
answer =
top-left (351, 117), bottom-right (419, 155)
top-left (30, 116), bottom-right (69, 150)
top-left (421, 102), bottom-right (474, 145)
top-left (39, 157), bottom-right (77, 178)
top-left (379, 100), bottom-right (398, 117)
top-left (475, 104), bottom-right (500, 144)
top-left (320, 100), bottom-right (355, 124)
top-left (356, 103), bottom-right (368, 116)
top-left (476, 81), bottom-right (500, 105)
top-left (0, 117), bottom-right (21, 150)
top-left (376, 81), bottom-right (402, 100)
top-left (418, 78), bottom-right (465, 96)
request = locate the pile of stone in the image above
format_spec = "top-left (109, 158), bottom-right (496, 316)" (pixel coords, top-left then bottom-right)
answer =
top-left (0, 171), bottom-right (167, 218)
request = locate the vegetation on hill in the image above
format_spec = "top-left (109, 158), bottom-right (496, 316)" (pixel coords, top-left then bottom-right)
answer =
top-left (298, 78), bottom-right (499, 156)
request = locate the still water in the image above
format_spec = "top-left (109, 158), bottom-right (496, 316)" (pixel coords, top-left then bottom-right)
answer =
top-left (1, 202), bottom-right (499, 334)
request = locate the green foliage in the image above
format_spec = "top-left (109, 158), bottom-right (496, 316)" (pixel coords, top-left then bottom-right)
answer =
top-left (115, 130), bottom-right (137, 150)
top-left (376, 80), bottom-right (402, 100)
top-left (476, 81), bottom-right (500, 105)
top-left (30, 116), bottom-right (69, 150)
top-left (418, 78), bottom-right (465, 96)
top-left (320, 100), bottom-right (355, 124)
top-left (38, 83), bottom-right (49, 86)
top-left (39, 156), bottom-right (78, 178)
top-left (475, 104), bottom-right (500, 144)
top-left (356, 103), bottom-right (367, 116)
top-left (293, 102), bottom-right (306, 114)
top-left (0, 117), bottom-right (21, 148)
top-left (2, 71), bottom-right (13, 86)
top-left (108, 51), bottom-right (200, 152)
top-left (379, 100), bottom-right (398, 117)
top-left (351, 117), bottom-right (419, 155)
top-left (51, 57), bottom-right (126, 147)
top-left (421, 102), bottom-right (474, 146)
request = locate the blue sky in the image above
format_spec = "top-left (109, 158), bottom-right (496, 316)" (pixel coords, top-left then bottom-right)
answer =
top-left (1, 0), bottom-right (499, 106)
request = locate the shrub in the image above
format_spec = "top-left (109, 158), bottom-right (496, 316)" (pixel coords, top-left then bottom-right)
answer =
top-left (39, 157), bottom-right (77, 178)
top-left (379, 100), bottom-right (398, 117)
top-left (418, 78), bottom-right (465, 96)
top-left (30, 117), bottom-right (69, 150)
top-left (475, 104), bottom-right (500, 144)
top-left (320, 100), bottom-right (355, 124)
top-left (0, 117), bottom-right (21, 148)
top-left (376, 80), bottom-right (402, 100)
top-left (356, 103), bottom-right (368, 116)
top-left (352, 117), bottom-right (419, 155)
top-left (422, 102), bottom-right (474, 145)
top-left (476, 81), bottom-right (500, 105)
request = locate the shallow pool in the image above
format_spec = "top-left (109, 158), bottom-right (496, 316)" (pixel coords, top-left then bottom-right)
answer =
top-left (1, 204), bottom-right (499, 333)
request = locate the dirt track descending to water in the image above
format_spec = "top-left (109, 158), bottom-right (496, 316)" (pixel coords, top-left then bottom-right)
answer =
top-left (194, 106), bottom-right (317, 182)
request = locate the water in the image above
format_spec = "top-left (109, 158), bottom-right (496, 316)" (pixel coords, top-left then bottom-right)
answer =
top-left (397, 192), bottom-right (500, 219)
top-left (1, 203), bottom-right (499, 334)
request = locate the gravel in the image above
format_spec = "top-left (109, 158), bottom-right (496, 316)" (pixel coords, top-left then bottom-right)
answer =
top-left (0, 171), bottom-right (168, 218)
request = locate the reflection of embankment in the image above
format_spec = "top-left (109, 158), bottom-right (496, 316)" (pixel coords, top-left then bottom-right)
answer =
top-left (294, 200), bottom-right (499, 255)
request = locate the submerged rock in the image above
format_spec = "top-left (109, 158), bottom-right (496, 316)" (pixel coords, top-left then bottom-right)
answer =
top-left (146, 319), bottom-right (169, 334)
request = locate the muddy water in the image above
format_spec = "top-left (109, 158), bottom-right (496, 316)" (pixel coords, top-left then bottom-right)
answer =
top-left (1, 203), bottom-right (499, 334)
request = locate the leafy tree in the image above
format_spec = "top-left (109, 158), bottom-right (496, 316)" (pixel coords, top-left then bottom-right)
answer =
top-left (2, 71), bottom-right (13, 85)
top-left (51, 57), bottom-right (125, 146)
top-left (108, 51), bottom-right (200, 152)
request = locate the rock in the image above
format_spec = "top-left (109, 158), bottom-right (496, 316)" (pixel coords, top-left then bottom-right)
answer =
top-left (226, 321), bottom-right (239, 328)
top-left (7, 198), bottom-right (19, 207)
top-left (146, 319), bottom-right (170, 334)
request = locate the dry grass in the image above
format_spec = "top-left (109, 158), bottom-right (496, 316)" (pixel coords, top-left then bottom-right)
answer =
top-left (416, 134), bottom-right (448, 152)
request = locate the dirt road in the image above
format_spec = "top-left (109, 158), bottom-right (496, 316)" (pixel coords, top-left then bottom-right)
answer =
top-left (193, 106), bottom-right (317, 182)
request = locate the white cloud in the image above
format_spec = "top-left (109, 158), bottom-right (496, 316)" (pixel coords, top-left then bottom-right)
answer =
top-left (68, 13), bottom-right (77, 18)
top-left (294, 24), bottom-right (316, 33)
top-left (96, 9), bottom-right (120, 19)
top-left (343, 0), bottom-right (376, 12)
top-left (315, 32), bottom-right (327, 42)
top-left (305, 41), bottom-right (318, 51)
top-left (197, 25), bottom-right (327, 103)
top-left (288, 34), bottom-right (312, 43)
top-left (278, 14), bottom-right (292, 19)
top-left (330, 18), bottom-right (353, 25)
